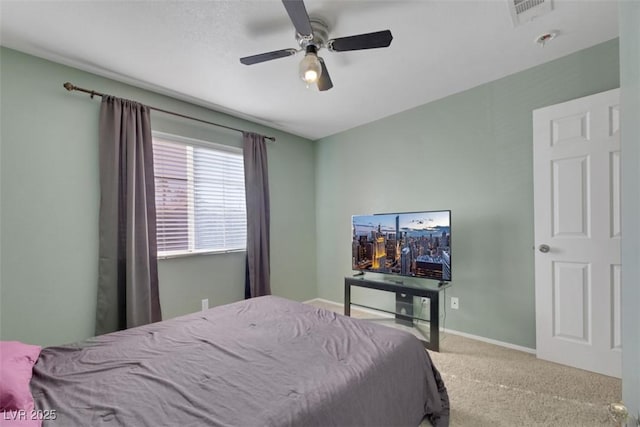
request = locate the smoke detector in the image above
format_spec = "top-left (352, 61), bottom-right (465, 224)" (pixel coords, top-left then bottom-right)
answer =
top-left (535, 32), bottom-right (557, 47)
top-left (508, 0), bottom-right (553, 27)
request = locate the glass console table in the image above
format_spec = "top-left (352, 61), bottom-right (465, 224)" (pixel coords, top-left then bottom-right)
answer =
top-left (344, 276), bottom-right (451, 352)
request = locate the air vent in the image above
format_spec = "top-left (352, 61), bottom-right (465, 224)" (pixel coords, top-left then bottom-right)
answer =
top-left (508, 0), bottom-right (553, 27)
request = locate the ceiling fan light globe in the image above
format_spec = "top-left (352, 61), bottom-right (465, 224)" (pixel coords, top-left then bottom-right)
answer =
top-left (299, 53), bottom-right (322, 84)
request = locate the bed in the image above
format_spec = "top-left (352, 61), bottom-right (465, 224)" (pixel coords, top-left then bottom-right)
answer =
top-left (30, 296), bottom-right (449, 426)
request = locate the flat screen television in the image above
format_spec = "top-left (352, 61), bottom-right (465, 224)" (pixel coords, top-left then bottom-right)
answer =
top-left (352, 210), bottom-right (451, 282)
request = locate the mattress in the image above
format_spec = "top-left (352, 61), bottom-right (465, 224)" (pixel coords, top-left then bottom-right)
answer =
top-left (31, 295), bottom-right (449, 426)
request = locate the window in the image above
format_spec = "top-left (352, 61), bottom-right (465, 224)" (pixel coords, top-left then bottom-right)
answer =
top-left (152, 133), bottom-right (246, 257)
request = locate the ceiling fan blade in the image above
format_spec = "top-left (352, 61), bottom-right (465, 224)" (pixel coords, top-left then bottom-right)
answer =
top-left (328, 30), bottom-right (393, 52)
top-left (240, 48), bottom-right (297, 65)
top-left (282, 0), bottom-right (313, 37)
top-left (317, 57), bottom-right (333, 92)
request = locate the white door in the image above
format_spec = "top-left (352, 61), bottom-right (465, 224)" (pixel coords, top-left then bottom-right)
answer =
top-left (533, 88), bottom-right (621, 378)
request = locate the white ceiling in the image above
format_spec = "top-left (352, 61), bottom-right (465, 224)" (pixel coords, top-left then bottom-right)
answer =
top-left (0, 0), bottom-right (619, 140)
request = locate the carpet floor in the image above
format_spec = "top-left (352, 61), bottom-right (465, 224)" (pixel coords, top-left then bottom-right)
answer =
top-left (307, 300), bottom-right (622, 427)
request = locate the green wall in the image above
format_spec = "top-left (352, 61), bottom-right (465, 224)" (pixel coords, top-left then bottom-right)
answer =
top-left (0, 47), bottom-right (317, 346)
top-left (0, 39), bottom-right (625, 353)
top-left (315, 39), bottom-right (620, 349)
top-left (619, 0), bottom-right (640, 420)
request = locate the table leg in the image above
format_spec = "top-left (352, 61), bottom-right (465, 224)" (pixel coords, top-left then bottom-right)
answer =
top-left (344, 282), bottom-right (351, 316)
top-left (430, 292), bottom-right (439, 352)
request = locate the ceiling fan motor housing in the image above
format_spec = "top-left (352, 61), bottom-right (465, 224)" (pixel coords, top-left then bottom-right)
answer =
top-left (296, 18), bottom-right (329, 50)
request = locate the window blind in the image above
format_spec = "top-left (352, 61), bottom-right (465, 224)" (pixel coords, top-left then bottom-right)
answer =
top-left (153, 136), bottom-right (246, 256)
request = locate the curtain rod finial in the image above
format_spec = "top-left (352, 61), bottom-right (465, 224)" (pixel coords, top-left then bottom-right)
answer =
top-left (63, 82), bottom-right (75, 91)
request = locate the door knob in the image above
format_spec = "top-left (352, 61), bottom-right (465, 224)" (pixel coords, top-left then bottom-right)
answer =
top-left (607, 402), bottom-right (628, 424)
top-left (538, 244), bottom-right (550, 253)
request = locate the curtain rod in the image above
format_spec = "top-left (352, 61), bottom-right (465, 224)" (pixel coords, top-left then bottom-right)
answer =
top-left (63, 82), bottom-right (276, 142)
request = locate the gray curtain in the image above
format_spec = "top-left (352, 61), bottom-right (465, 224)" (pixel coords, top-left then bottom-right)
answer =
top-left (96, 95), bottom-right (162, 335)
top-left (243, 132), bottom-right (271, 298)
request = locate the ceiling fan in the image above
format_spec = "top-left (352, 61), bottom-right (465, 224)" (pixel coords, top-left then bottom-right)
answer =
top-left (240, 0), bottom-right (393, 91)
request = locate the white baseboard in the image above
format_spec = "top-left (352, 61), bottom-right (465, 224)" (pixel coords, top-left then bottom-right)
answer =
top-left (302, 297), bottom-right (326, 304)
top-left (304, 298), bottom-right (536, 355)
top-left (441, 328), bottom-right (536, 354)
top-left (304, 298), bottom-right (394, 318)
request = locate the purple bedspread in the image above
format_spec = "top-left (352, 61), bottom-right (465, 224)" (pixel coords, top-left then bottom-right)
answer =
top-left (31, 296), bottom-right (449, 426)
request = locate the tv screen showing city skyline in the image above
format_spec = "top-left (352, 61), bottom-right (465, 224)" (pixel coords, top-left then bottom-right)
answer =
top-left (352, 210), bottom-right (451, 282)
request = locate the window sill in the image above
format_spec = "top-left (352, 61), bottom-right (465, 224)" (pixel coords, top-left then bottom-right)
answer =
top-left (158, 248), bottom-right (246, 260)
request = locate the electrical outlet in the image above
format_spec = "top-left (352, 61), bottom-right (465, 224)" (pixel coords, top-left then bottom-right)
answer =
top-left (451, 297), bottom-right (459, 310)
top-left (201, 298), bottom-right (209, 311)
